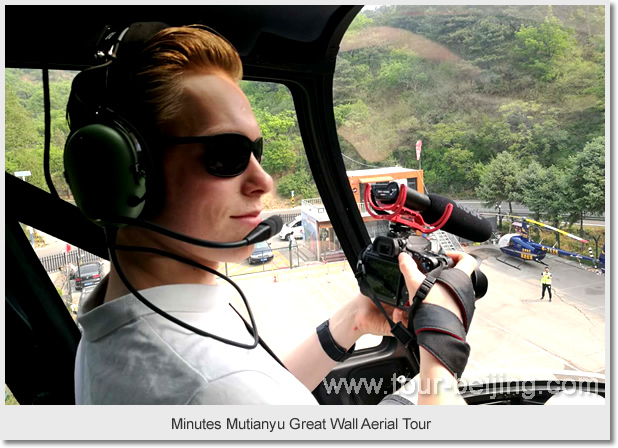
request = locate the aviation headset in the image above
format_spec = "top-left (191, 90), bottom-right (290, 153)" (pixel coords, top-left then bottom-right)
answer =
top-left (63, 22), bottom-right (170, 226)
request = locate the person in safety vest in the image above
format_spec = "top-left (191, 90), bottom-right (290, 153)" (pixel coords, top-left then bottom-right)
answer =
top-left (540, 267), bottom-right (552, 302)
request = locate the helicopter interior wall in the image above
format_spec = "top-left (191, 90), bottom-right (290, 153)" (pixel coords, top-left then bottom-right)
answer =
top-left (4, 5), bottom-right (357, 70)
top-left (4, 5), bottom-right (386, 407)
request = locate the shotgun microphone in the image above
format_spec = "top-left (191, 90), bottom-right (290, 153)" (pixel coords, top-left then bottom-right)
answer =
top-left (373, 182), bottom-right (492, 242)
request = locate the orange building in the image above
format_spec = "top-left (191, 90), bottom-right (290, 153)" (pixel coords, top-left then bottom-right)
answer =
top-left (299, 167), bottom-right (424, 261)
top-left (347, 167), bottom-right (424, 206)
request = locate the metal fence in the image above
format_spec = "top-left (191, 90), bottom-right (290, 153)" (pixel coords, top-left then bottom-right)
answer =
top-left (39, 249), bottom-right (102, 273)
top-left (279, 212), bottom-right (300, 225)
top-left (220, 245), bottom-right (303, 277)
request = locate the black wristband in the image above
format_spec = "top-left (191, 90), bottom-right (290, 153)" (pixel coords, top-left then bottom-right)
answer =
top-left (316, 320), bottom-right (356, 362)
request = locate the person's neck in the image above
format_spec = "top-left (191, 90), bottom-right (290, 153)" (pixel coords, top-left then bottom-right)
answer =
top-left (103, 228), bottom-right (219, 304)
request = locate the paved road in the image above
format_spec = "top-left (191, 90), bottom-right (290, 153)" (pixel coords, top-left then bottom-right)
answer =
top-left (228, 244), bottom-right (605, 379)
top-left (465, 244), bottom-right (605, 374)
top-left (454, 200), bottom-right (604, 226)
top-left (263, 202), bottom-right (605, 227)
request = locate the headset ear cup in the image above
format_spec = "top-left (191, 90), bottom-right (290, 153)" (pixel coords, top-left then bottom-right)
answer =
top-left (64, 123), bottom-right (146, 225)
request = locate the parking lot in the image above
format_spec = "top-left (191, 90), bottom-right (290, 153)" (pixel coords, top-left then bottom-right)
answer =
top-left (57, 241), bottom-right (605, 380)
top-left (226, 245), bottom-right (606, 380)
top-left (217, 236), bottom-right (305, 277)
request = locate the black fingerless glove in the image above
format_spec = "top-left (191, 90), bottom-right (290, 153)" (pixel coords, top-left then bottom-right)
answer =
top-left (411, 268), bottom-right (477, 378)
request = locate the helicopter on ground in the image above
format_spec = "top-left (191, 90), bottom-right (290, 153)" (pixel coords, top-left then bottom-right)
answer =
top-left (496, 217), bottom-right (604, 272)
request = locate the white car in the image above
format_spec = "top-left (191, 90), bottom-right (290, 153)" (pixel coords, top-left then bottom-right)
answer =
top-left (278, 215), bottom-right (304, 240)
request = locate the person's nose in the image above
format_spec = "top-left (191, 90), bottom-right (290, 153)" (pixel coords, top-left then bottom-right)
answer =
top-left (241, 154), bottom-right (273, 197)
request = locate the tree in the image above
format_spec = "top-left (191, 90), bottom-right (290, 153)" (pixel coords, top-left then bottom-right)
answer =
top-left (497, 101), bottom-right (571, 165)
top-left (470, 116), bottom-right (512, 162)
top-left (376, 49), bottom-right (429, 94)
top-left (334, 99), bottom-right (370, 128)
top-left (425, 147), bottom-right (478, 196)
top-left (564, 136), bottom-right (605, 235)
top-left (346, 12), bottom-right (374, 34)
top-left (517, 162), bottom-right (567, 224)
top-left (475, 151), bottom-right (521, 214)
top-left (4, 8), bottom-right (606, 210)
top-left (514, 15), bottom-right (577, 81)
top-left (444, 17), bottom-right (514, 71)
top-left (253, 109), bottom-right (301, 176)
top-left (5, 84), bottom-right (39, 153)
top-left (277, 169), bottom-right (318, 199)
top-left (241, 81), bottom-right (294, 115)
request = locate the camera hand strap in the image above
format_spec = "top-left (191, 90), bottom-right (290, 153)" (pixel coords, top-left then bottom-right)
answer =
top-left (375, 295), bottom-right (416, 348)
top-left (412, 303), bottom-right (470, 377)
top-left (434, 268), bottom-right (476, 332)
top-left (409, 267), bottom-right (477, 378)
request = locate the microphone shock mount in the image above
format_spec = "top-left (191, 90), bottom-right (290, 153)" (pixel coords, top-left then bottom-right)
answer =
top-left (357, 183), bottom-right (488, 310)
top-left (364, 183), bottom-right (453, 235)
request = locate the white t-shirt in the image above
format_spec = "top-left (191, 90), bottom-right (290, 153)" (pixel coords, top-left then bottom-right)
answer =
top-left (75, 279), bottom-right (318, 405)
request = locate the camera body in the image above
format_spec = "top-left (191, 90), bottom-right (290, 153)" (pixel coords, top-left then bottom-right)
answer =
top-left (358, 235), bottom-right (453, 308)
top-left (358, 233), bottom-right (487, 309)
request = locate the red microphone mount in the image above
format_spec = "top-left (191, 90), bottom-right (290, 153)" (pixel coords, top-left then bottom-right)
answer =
top-left (364, 183), bottom-right (453, 235)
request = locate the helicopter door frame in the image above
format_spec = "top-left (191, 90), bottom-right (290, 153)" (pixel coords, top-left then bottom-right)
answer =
top-left (243, 6), bottom-right (421, 404)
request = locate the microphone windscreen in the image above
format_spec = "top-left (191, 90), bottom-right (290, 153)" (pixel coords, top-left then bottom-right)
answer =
top-left (265, 215), bottom-right (284, 237)
top-left (423, 194), bottom-right (493, 242)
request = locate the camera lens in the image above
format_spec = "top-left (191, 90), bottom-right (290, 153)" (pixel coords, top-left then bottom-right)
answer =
top-left (471, 268), bottom-right (488, 299)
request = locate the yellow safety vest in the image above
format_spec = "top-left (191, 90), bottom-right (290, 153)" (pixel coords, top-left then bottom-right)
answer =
top-left (541, 272), bottom-right (552, 285)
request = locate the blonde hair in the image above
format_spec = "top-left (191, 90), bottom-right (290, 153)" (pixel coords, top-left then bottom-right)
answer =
top-left (133, 25), bottom-right (243, 131)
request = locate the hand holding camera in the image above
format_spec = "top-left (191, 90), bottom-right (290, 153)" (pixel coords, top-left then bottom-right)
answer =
top-left (398, 250), bottom-right (478, 323)
top-left (356, 182), bottom-right (492, 378)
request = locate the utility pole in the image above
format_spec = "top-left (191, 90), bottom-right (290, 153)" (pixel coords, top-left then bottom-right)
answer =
top-left (416, 140), bottom-right (422, 171)
top-left (63, 246), bottom-right (72, 306)
top-left (77, 247), bottom-right (82, 283)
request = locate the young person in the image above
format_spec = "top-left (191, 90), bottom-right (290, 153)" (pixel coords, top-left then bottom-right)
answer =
top-left (71, 24), bottom-right (477, 405)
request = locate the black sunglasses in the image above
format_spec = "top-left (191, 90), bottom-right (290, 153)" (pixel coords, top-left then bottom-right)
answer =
top-left (163, 133), bottom-right (263, 178)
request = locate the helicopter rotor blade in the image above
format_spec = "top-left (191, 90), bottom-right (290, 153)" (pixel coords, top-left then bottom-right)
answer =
top-left (502, 215), bottom-right (589, 244)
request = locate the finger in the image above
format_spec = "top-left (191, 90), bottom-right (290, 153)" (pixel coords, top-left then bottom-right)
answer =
top-left (392, 307), bottom-right (406, 324)
top-left (445, 251), bottom-right (477, 276)
top-left (398, 252), bottom-right (426, 294)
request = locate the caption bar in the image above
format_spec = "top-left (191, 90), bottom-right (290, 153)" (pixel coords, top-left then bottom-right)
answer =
top-left (172, 417), bottom-right (431, 432)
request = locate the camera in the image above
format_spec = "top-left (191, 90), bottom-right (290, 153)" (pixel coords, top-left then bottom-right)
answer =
top-left (358, 231), bottom-right (488, 309)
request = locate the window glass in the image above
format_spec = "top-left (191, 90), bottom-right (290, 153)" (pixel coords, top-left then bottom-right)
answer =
top-left (222, 81), bottom-right (383, 352)
top-left (334, 5), bottom-right (606, 376)
top-left (6, 69), bottom-right (77, 199)
top-left (79, 264), bottom-right (100, 275)
top-left (24, 223), bottom-right (109, 321)
top-left (5, 385), bottom-right (19, 405)
top-left (6, 70), bottom-right (382, 359)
